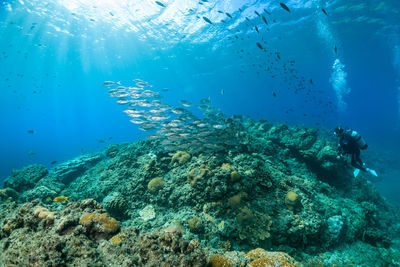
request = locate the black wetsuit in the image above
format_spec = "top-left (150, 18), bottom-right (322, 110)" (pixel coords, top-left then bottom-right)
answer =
top-left (339, 130), bottom-right (367, 171)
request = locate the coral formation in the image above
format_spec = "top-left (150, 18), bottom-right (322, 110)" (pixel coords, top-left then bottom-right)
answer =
top-left (147, 177), bottom-right (166, 192)
top-left (1, 117), bottom-right (400, 265)
top-left (3, 164), bottom-right (48, 192)
top-left (171, 151), bottom-right (191, 164)
top-left (79, 211), bottom-right (119, 239)
top-left (139, 205), bottom-right (156, 221)
top-left (188, 164), bottom-right (212, 186)
top-left (188, 216), bottom-right (204, 234)
top-left (285, 191), bottom-right (299, 211)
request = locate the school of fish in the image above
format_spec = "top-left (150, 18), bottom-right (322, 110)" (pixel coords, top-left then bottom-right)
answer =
top-left (103, 79), bottom-right (241, 153)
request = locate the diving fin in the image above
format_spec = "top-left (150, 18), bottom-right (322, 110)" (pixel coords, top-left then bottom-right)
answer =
top-left (366, 168), bottom-right (378, 177)
top-left (353, 168), bottom-right (360, 177)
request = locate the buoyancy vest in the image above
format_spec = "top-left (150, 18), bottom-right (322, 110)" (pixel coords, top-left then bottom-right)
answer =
top-left (349, 130), bottom-right (368, 150)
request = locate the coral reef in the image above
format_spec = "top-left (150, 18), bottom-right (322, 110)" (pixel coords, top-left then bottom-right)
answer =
top-left (0, 199), bottom-right (207, 266)
top-left (3, 164), bottom-right (48, 192)
top-left (1, 117), bottom-right (400, 265)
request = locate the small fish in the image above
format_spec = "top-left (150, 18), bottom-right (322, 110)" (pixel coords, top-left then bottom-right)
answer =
top-left (179, 99), bottom-right (193, 107)
top-left (280, 3), bottom-right (291, 13)
top-left (254, 11), bottom-right (260, 16)
top-left (27, 130), bottom-right (35, 134)
top-left (28, 151), bottom-right (35, 156)
top-left (155, 1), bottom-right (166, 7)
top-left (109, 11), bottom-right (114, 16)
top-left (310, 78), bottom-right (314, 85)
top-left (334, 45), bottom-right (337, 54)
top-left (245, 17), bottom-right (250, 22)
top-left (200, 98), bottom-right (211, 104)
top-left (321, 8), bottom-right (328, 16)
top-left (264, 9), bottom-right (271, 15)
top-left (218, 11), bottom-right (223, 14)
top-left (53, 196), bottom-right (68, 203)
top-left (256, 42), bottom-right (265, 51)
top-left (102, 81), bottom-right (121, 87)
top-left (98, 139), bottom-right (105, 144)
top-left (273, 92), bottom-right (277, 97)
top-left (261, 16), bottom-right (268, 25)
top-left (221, 89), bottom-right (224, 95)
top-left (51, 161), bottom-right (57, 164)
top-left (226, 12), bottom-right (232, 19)
top-left (203, 16), bottom-right (213, 24)
top-left (255, 25), bottom-right (259, 33)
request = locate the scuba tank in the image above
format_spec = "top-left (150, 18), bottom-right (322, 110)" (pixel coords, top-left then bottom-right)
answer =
top-left (350, 130), bottom-right (368, 150)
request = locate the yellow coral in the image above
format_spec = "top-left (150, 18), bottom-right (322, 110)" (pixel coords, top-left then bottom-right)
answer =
top-left (209, 254), bottom-right (235, 267)
top-left (80, 212), bottom-right (119, 234)
top-left (110, 234), bottom-right (125, 246)
top-left (221, 163), bottom-right (232, 170)
top-left (285, 191), bottom-right (299, 211)
top-left (246, 248), bottom-right (297, 267)
top-left (171, 151), bottom-right (191, 164)
top-left (147, 177), bottom-right (166, 192)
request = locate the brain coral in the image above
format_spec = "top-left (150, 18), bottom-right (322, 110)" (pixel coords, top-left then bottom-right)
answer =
top-left (147, 177), bottom-right (166, 192)
top-left (171, 151), bottom-right (191, 164)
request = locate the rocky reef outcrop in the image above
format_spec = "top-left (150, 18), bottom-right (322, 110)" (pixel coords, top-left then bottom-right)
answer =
top-left (1, 117), bottom-right (400, 266)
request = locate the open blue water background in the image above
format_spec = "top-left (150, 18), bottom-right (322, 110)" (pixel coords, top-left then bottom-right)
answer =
top-left (0, 0), bottom-right (399, 204)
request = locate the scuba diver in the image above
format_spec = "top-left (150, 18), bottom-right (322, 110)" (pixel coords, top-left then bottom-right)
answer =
top-left (333, 126), bottom-right (378, 177)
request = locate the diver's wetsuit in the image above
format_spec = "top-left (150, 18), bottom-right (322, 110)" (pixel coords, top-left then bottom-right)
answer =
top-left (339, 131), bottom-right (367, 171)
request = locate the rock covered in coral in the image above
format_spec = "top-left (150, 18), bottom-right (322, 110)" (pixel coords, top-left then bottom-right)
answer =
top-left (0, 199), bottom-right (207, 266)
top-left (1, 117), bottom-right (400, 266)
top-left (3, 164), bottom-right (48, 192)
top-left (209, 248), bottom-right (298, 267)
top-left (53, 153), bottom-right (102, 184)
top-left (102, 191), bottom-right (129, 219)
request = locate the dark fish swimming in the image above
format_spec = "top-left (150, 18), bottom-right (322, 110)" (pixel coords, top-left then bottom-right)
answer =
top-left (27, 130), bottom-right (35, 134)
top-left (254, 11), bottom-right (260, 17)
top-left (226, 12), bottom-right (232, 19)
top-left (273, 92), bottom-right (277, 97)
top-left (321, 8), bottom-right (328, 16)
top-left (155, 1), bottom-right (166, 7)
top-left (50, 161), bottom-right (57, 165)
top-left (256, 42), bottom-right (265, 51)
top-left (280, 3), bottom-right (291, 13)
top-left (264, 9), bottom-right (271, 15)
top-left (334, 45), bottom-right (337, 54)
top-left (203, 16), bottom-right (213, 24)
top-left (255, 25), bottom-right (259, 33)
top-left (261, 15), bottom-right (268, 25)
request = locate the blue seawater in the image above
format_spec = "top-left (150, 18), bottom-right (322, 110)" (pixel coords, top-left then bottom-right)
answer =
top-left (0, 0), bottom-right (399, 206)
